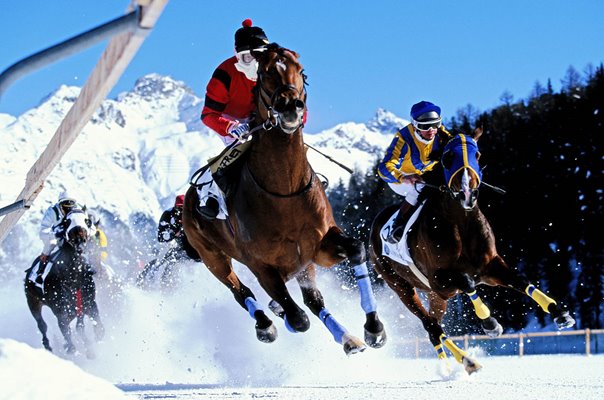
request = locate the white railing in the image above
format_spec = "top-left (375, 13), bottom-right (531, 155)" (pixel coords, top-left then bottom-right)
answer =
top-left (406, 329), bottom-right (604, 357)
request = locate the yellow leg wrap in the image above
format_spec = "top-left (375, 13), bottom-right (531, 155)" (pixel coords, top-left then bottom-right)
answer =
top-left (467, 290), bottom-right (491, 319)
top-left (440, 334), bottom-right (467, 364)
top-left (525, 284), bottom-right (556, 313)
top-left (434, 343), bottom-right (447, 360)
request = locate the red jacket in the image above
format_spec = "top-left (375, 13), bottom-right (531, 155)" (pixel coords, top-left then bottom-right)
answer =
top-left (200, 56), bottom-right (256, 137)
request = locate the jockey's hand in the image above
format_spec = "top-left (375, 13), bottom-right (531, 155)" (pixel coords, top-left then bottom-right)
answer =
top-left (228, 122), bottom-right (251, 142)
top-left (40, 254), bottom-right (48, 263)
top-left (400, 174), bottom-right (423, 185)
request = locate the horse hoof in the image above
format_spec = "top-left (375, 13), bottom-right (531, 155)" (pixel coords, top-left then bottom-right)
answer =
top-left (86, 349), bottom-right (96, 359)
top-left (284, 312), bottom-right (310, 333)
top-left (481, 317), bottom-right (503, 338)
top-left (256, 322), bottom-right (278, 343)
top-left (93, 322), bottom-right (105, 341)
top-left (342, 333), bottom-right (366, 355)
top-left (364, 328), bottom-right (387, 348)
top-left (554, 311), bottom-right (575, 329)
top-left (462, 356), bottom-right (482, 375)
top-left (268, 300), bottom-right (285, 319)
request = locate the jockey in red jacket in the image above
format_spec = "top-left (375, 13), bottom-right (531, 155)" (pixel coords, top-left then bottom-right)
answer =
top-left (200, 19), bottom-right (269, 146)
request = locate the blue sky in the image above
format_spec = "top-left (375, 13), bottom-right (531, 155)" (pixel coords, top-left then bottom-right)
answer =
top-left (1, 1), bottom-right (603, 132)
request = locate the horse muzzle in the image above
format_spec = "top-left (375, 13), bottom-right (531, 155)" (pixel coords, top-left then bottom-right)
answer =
top-left (273, 98), bottom-right (305, 134)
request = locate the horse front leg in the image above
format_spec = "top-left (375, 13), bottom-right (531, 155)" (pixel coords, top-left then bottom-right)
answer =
top-left (201, 249), bottom-right (277, 343)
top-left (296, 265), bottom-right (366, 355)
top-left (56, 313), bottom-right (76, 354)
top-left (482, 255), bottom-right (575, 329)
top-left (317, 227), bottom-right (386, 348)
top-left (376, 261), bottom-right (481, 374)
top-left (257, 266), bottom-right (310, 333)
top-left (26, 290), bottom-right (52, 352)
top-left (434, 270), bottom-right (502, 337)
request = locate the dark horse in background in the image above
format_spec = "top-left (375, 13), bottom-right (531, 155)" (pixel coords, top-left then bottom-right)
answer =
top-left (25, 209), bottom-right (104, 357)
top-left (369, 129), bottom-right (575, 373)
top-left (183, 44), bottom-right (385, 354)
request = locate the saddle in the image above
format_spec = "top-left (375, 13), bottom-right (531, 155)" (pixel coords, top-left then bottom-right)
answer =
top-left (198, 140), bottom-right (252, 198)
top-left (380, 201), bottom-right (432, 288)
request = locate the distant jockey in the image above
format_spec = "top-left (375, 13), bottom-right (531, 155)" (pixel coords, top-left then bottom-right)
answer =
top-left (378, 101), bottom-right (452, 244)
top-left (157, 194), bottom-right (200, 261)
top-left (37, 190), bottom-right (93, 283)
top-left (87, 212), bottom-right (107, 263)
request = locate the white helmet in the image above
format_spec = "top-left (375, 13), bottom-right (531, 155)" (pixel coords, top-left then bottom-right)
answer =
top-left (58, 190), bottom-right (77, 204)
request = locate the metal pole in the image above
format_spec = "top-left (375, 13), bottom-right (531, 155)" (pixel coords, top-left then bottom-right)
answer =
top-left (0, 8), bottom-right (140, 99)
top-left (0, 200), bottom-right (28, 217)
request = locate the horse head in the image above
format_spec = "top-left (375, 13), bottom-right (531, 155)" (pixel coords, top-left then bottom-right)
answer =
top-left (441, 127), bottom-right (483, 210)
top-left (254, 44), bottom-right (307, 134)
top-left (61, 209), bottom-right (90, 254)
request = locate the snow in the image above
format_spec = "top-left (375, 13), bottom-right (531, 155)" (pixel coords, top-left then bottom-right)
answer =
top-left (2, 262), bottom-right (603, 399)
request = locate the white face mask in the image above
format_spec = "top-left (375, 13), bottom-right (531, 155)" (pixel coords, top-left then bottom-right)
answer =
top-left (235, 51), bottom-right (258, 81)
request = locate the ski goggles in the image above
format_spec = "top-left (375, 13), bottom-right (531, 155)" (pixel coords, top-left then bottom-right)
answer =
top-left (236, 47), bottom-right (267, 65)
top-left (413, 118), bottom-right (442, 131)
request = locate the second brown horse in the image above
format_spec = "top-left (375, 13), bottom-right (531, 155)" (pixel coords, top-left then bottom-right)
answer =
top-left (183, 44), bottom-right (385, 354)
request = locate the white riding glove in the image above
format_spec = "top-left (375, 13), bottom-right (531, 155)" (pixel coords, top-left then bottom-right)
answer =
top-left (228, 122), bottom-right (251, 142)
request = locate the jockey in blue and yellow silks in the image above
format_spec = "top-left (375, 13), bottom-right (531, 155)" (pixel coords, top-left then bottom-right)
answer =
top-left (378, 101), bottom-right (451, 244)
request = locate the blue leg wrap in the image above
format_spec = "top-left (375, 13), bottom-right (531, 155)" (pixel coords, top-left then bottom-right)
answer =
top-left (319, 308), bottom-right (346, 343)
top-left (284, 316), bottom-right (297, 333)
top-left (354, 262), bottom-right (377, 313)
top-left (244, 297), bottom-right (262, 319)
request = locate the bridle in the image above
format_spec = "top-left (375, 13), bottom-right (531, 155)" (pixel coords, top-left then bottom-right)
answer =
top-left (251, 50), bottom-right (307, 135)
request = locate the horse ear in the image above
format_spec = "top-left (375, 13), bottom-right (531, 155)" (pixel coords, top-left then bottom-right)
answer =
top-left (472, 126), bottom-right (483, 141)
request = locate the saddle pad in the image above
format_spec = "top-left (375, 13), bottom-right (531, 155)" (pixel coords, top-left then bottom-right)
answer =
top-left (196, 168), bottom-right (228, 220)
top-left (380, 200), bottom-right (432, 289)
top-left (27, 258), bottom-right (55, 292)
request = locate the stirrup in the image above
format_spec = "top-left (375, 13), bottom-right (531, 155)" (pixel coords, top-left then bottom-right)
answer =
top-left (385, 225), bottom-right (405, 244)
top-left (198, 197), bottom-right (219, 220)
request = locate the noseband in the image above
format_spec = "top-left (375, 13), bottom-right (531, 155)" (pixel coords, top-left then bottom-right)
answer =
top-left (254, 56), bottom-right (307, 134)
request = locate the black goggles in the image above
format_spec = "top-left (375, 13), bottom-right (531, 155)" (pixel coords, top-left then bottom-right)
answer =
top-left (60, 200), bottom-right (76, 207)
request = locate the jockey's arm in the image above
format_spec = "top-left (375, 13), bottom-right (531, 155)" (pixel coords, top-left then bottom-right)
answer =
top-left (39, 206), bottom-right (60, 255)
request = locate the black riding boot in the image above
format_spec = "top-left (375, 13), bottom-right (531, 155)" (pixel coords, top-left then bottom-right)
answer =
top-left (386, 200), bottom-right (414, 244)
top-left (35, 258), bottom-right (48, 284)
top-left (198, 197), bottom-right (219, 221)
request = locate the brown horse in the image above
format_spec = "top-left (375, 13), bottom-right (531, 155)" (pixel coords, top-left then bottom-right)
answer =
top-left (25, 209), bottom-right (104, 357)
top-left (369, 129), bottom-right (575, 373)
top-left (183, 44), bottom-right (385, 354)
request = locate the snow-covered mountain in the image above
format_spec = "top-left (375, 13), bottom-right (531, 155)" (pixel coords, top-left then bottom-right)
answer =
top-left (0, 73), bottom-right (406, 271)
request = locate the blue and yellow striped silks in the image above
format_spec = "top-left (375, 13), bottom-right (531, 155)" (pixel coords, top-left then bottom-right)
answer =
top-left (442, 134), bottom-right (482, 188)
top-left (525, 284), bottom-right (556, 313)
top-left (378, 124), bottom-right (444, 183)
top-left (467, 290), bottom-right (491, 319)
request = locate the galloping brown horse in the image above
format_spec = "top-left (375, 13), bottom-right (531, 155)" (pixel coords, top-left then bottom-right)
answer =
top-left (183, 44), bottom-right (385, 354)
top-left (369, 129), bottom-right (575, 373)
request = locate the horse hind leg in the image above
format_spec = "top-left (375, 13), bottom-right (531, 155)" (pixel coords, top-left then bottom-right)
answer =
top-left (296, 266), bottom-right (366, 355)
top-left (482, 256), bottom-right (575, 329)
top-left (317, 227), bottom-right (386, 348)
